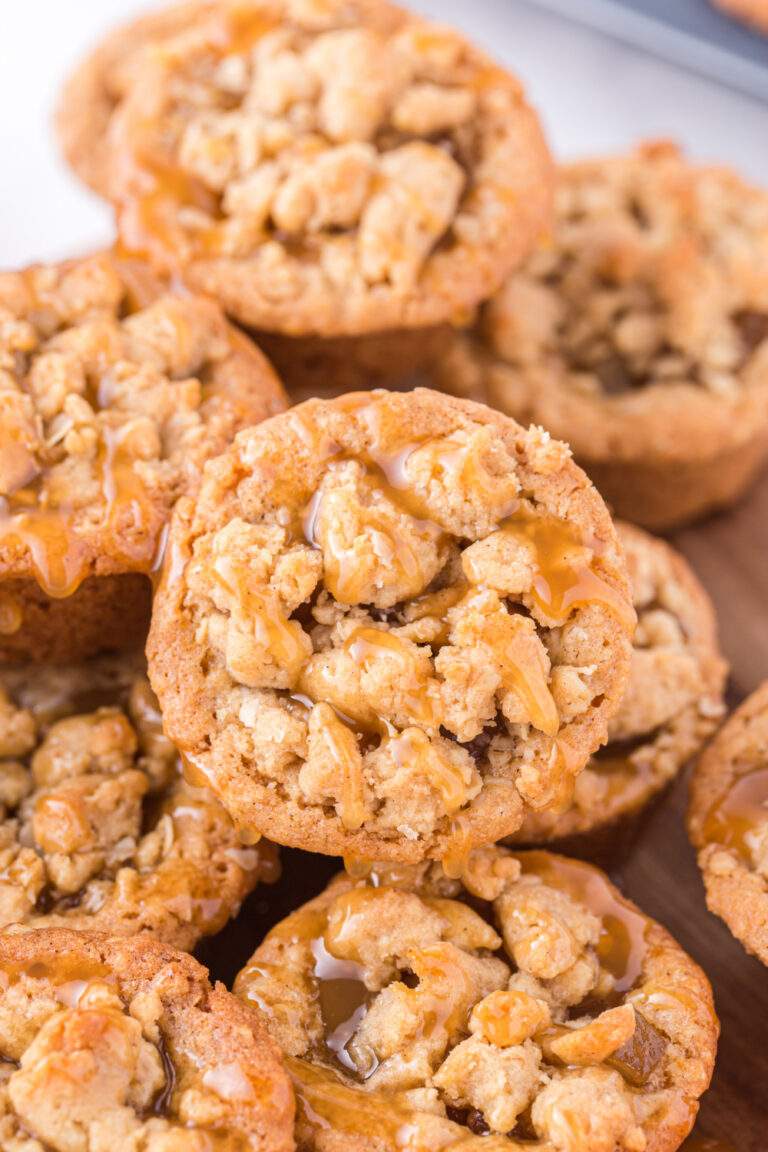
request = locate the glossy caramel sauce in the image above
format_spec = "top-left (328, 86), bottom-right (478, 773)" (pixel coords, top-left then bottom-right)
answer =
top-left (0, 955), bottom-right (114, 994)
top-left (701, 766), bottom-right (768, 862)
top-left (518, 852), bottom-right (650, 994)
top-left (237, 899), bottom-right (375, 1076)
top-left (250, 398), bottom-right (629, 844)
top-left (290, 1057), bottom-right (502, 1152)
top-left (235, 846), bottom-right (685, 1149)
top-left (386, 728), bottom-right (469, 814)
top-left (498, 509), bottom-right (635, 630)
top-left (442, 811), bottom-right (476, 880)
top-left (114, 7), bottom-right (280, 269)
top-left (0, 424), bottom-right (160, 598)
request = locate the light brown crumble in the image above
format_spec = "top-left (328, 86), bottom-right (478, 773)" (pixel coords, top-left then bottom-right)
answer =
top-left (436, 142), bottom-right (768, 529)
top-left (0, 930), bottom-right (294, 1152)
top-left (0, 252), bottom-right (285, 611)
top-left (148, 388), bottom-right (634, 864)
top-left (512, 522), bottom-right (727, 843)
top-left (235, 846), bottom-right (717, 1152)
top-left (0, 655), bottom-right (277, 947)
top-left (104, 0), bottom-right (552, 335)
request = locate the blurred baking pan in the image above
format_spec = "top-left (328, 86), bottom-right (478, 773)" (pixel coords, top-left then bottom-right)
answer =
top-left (523, 0), bottom-right (768, 100)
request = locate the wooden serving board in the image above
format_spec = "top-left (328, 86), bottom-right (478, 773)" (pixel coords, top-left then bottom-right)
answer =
top-left (199, 469), bottom-right (768, 1151)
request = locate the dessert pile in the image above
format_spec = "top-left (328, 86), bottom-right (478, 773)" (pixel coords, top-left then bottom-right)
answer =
top-left (3, 1), bottom-right (768, 1149)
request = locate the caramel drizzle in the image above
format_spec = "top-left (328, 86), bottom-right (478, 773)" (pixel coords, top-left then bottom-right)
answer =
top-left (518, 851), bottom-right (650, 995)
top-left (343, 628), bottom-right (437, 729)
top-left (498, 509), bottom-right (635, 630)
top-left (701, 765), bottom-right (768, 861)
top-left (0, 424), bottom-right (158, 598)
top-left (0, 956), bottom-right (114, 993)
top-left (114, 7), bottom-right (281, 269)
top-left (240, 900), bottom-right (375, 1076)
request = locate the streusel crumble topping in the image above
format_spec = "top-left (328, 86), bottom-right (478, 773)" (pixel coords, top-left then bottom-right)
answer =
top-left (514, 523), bottom-right (726, 843)
top-left (0, 931), bottom-right (294, 1152)
top-left (109, 0), bottom-right (552, 333)
top-left (148, 389), bottom-right (634, 864)
top-left (0, 656), bottom-right (276, 945)
top-left (236, 847), bottom-right (717, 1152)
top-left (0, 252), bottom-right (284, 602)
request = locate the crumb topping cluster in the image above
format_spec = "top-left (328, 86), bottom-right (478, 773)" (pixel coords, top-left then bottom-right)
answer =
top-left (237, 848), bottom-right (711, 1152)
top-left (157, 391), bottom-right (633, 859)
top-left (517, 524), bottom-right (726, 841)
top-left (0, 658), bottom-right (268, 943)
top-left (110, 0), bottom-right (548, 331)
top-left (484, 141), bottom-right (768, 401)
top-left (0, 935), bottom-right (293, 1152)
top-left (0, 253), bottom-right (280, 598)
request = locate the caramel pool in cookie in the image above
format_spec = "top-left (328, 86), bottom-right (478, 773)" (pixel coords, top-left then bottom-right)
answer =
top-left (0, 654), bottom-right (277, 946)
top-left (0, 252), bottom-right (286, 662)
top-left (148, 388), bottom-right (634, 864)
top-left (94, 0), bottom-right (552, 336)
top-left (511, 523), bottom-right (727, 845)
top-left (437, 141), bottom-right (768, 530)
top-left (689, 682), bottom-right (768, 965)
top-left (235, 846), bottom-right (717, 1152)
top-left (0, 929), bottom-right (294, 1152)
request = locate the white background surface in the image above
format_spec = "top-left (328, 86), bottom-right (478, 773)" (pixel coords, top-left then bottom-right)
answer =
top-left (2, 0), bottom-right (767, 269)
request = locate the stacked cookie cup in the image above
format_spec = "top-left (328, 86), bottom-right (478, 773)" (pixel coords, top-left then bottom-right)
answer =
top-left (2, 1), bottom-right (767, 1150)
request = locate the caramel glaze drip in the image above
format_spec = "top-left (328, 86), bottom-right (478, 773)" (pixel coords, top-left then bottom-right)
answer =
top-left (0, 423), bottom-right (161, 598)
top-left (245, 857), bottom-right (666, 1151)
top-left (288, 1057), bottom-right (515, 1152)
top-left (518, 852), bottom-right (650, 997)
top-left (497, 510), bottom-right (635, 632)
top-left (246, 397), bottom-right (632, 852)
top-left (701, 766), bottom-right (768, 863)
top-left (237, 900), bottom-right (375, 1078)
top-left (114, 7), bottom-right (281, 270)
top-left (0, 955), bottom-right (114, 995)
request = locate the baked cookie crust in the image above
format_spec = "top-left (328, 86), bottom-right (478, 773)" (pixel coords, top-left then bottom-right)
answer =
top-left (235, 846), bottom-right (717, 1152)
top-left (103, 0), bottom-right (552, 335)
top-left (0, 654), bottom-right (278, 946)
top-left (148, 388), bottom-right (634, 864)
top-left (689, 681), bottom-right (768, 965)
top-left (438, 141), bottom-right (768, 530)
top-left (511, 522), bottom-right (727, 845)
top-left (0, 928), bottom-right (294, 1152)
top-left (0, 252), bottom-right (286, 662)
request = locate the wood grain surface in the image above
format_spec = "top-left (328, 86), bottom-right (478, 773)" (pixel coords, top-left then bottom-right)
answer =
top-left (200, 468), bottom-right (768, 1152)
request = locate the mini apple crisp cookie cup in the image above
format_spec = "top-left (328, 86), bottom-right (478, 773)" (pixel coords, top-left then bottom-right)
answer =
top-left (0, 929), bottom-right (294, 1152)
top-left (0, 654), bottom-right (278, 946)
top-left (235, 846), bottom-right (717, 1152)
top-left (437, 141), bottom-right (768, 530)
top-left (147, 388), bottom-right (635, 865)
top-left (510, 522), bottom-right (727, 847)
top-left (103, 0), bottom-right (552, 336)
top-left (0, 252), bottom-right (286, 662)
top-left (689, 681), bottom-right (768, 965)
